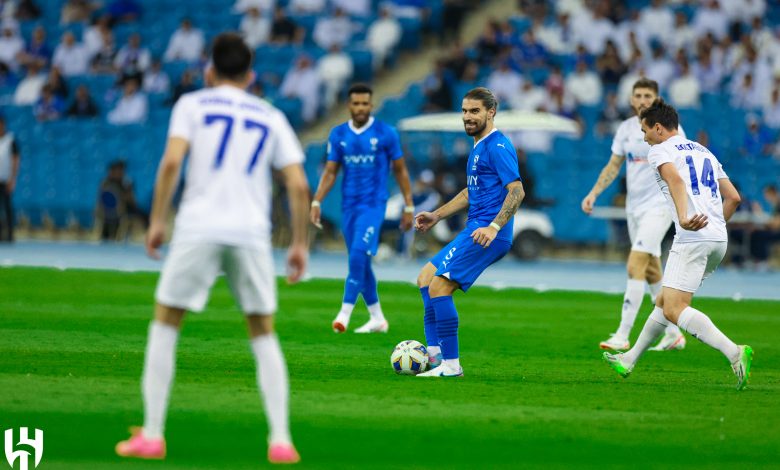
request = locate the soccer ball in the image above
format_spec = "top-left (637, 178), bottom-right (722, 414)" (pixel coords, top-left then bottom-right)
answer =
top-left (390, 340), bottom-right (429, 375)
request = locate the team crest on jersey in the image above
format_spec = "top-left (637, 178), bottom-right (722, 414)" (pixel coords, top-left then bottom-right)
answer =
top-left (472, 154), bottom-right (480, 170)
top-left (370, 137), bottom-right (378, 151)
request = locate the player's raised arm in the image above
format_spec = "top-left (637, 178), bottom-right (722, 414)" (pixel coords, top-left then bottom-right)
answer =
top-left (310, 161), bottom-right (340, 229)
top-left (391, 157), bottom-right (414, 231)
top-left (146, 136), bottom-right (188, 259)
top-left (415, 188), bottom-right (469, 233)
top-left (281, 163), bottom-right (311, 283)
top-left (581, 153), bottom-right (625, 214)
top-left (719, 177), bottom-right (742, 223)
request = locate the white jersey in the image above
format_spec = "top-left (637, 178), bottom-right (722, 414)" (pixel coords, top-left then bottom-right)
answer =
top-left (647, 134), bottom-right (728, 244)
top-left (167, 85), bottom-right (304, 248)
top-left (611, 116), bottom-right (686, 215)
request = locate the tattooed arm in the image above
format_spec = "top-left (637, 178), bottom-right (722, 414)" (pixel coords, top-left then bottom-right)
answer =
top-left (471, 180), bottom-right (525, 248)
top-left (581, 154), bottom-right (625, 214)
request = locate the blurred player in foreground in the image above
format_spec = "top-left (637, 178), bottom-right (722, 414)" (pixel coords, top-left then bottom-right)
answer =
top-left (604, 99), bottom-right (753, 390)
top-left (415, 87), bottom-right (524, 377)
top-left (116, 33), bottom-right (310, 463)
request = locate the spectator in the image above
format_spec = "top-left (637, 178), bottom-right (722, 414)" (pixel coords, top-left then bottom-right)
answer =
top-left (762, 86), bottom-right (780, 130)
top-left (509, 80), bottom-right (548, 112)
top-left (143, 59), bottom-right (170, 95)
top-left (740, 114), bottom-right (774, 157)
top-left (572, 2), bottom-right (615, 55)
top-left (535, 12), bottom-right (574, 55)
top-left (692, 47), bottom-right (723, 93)
top-left (666, 10), bottom-right (697, 55)
top-left (332, 0), bottom-right (370, 17)
top-left (96, 159), bottom-right (148, 241)
top-left (421, 59), bottom-right (453, 112)
top-left (512, 29), bottom-right (547, 69)
top-left (645, 42), bottom-right (675, 89)
top-left (53, 31), bottom-right (90, 76)
top-left (14, 0), bottom-right (40, 20)
top-left (240, 7), bottom-right (271, 49)
top-left (114, 32), bottom-right (150, 79)
top-left (366, 5), bottom-right (400, 70)
top-left (106, 0), bottom-right (141, 23)
top-left (692, 0), bottom-right (729, 40)
top-left (288, 0), bottom-right (326, 14)
top-left (44, 65), bottom-right (68, 98)
top-left (17, 25), bottom-right (50, 69)
top-left (33, 84), bottom-right (64, 121)
top-left (90, 27), bottom-right (117, 74)
top-left (83, 14), bottom-right (111, 57)
top-left (270, 6), bottom-right (303, 45)
top-left (13, 61), bottom-right (46, 105)
top-left (0, 115), bottom-right (19, 242)
top-left (565, 59), bottom-right (603, 106)
top-left (749, 184), bottom-right (780, 271)
top-left (61, 0), bottom-right (99, 24)
top-left (669, 58), bottom-right (701, 108)
top-left (440, 0), bottom-right (469, 45)
top-left (0, 23), bottom-right (24, 71)
top-left (638, 0), bottom-right (673, 43)
top-left (730, 72), bottom-right (763, 110)
top-left (107, 76), bottom-right (147, 124)
top-left (317, 44), bottom-right (353, 110)
top-left (312, 7), bottom-right (353, 50)
top-left (233, 0), bottom-right (275, 14)
top-left (163, 18), bottom-right (204, 63)
top-left (596, 40), bottom-right (627, 91)
top-left (389, 0), bottom-right (425, 19)
top-left (168, 69), bottom-right (197, 105)
top-left (66, 83), bottom-right (99, 117)
top-left (474, 20), bottom-right (500, 65)
top-left (596, 91), bottom-right (626, 136)
top-left (486, 60), bottom-right (523, 107)
top-left (279, 54), bottom-right (321, 123)
top-left (545, 64), bottom-right (565, 97)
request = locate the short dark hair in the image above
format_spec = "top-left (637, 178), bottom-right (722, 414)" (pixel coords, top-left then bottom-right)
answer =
top-left (463, 87), bottom-right (498, 111)
top-left (639, 98), bottom-right (679, 131)
top-left (212, 33), bottom-right (252, 81)
top-left (348, 83), bottom-right (372, 97)
top-left (632, 77), bottom-right (659, 94)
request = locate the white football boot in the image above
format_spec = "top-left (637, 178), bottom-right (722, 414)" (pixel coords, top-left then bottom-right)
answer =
top-left (332, 312), bottom-right (350, 333)
top-left (599, 334), bottom-right (630, 351)
top-left (354, 318), bottom-right (388, 333)
top-left (648, 331), bottom-right (686, 351)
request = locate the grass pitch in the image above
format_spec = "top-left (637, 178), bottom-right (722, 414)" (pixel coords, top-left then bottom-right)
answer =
top-left (1, 267), bottom-right (778, 469)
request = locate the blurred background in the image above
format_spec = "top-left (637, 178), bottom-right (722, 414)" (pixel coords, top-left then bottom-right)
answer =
top-left (0, 0), bottom-right (778, 269)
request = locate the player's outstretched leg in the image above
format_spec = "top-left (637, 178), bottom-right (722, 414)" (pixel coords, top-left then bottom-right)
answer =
top-left (117, 314), bottom-right (180, 459)
top-left (333, 249), bottom-right (367, 332)
top-left (603, 306), bottom-right (667, 378)
top-left (355, 263), bottom-right (388, 333)
top-left (418, 292), bottom-right (463, 377)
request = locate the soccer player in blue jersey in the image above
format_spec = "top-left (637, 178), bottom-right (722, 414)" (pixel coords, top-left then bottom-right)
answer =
top-left (310, 83), bottom-right (414, 333)
top-left (415, 87), bottom-right (525, 377)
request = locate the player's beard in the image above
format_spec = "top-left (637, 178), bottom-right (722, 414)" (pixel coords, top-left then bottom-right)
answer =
top-left (464, 117), bottom-right (486, 136)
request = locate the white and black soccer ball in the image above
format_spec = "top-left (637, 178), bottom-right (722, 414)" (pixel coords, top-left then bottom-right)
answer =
top-left (390, 340), bottom-right (429, 375)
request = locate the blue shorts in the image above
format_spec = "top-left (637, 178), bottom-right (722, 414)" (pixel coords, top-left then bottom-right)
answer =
top-left (342, 206), bottom-right (385, 255)
top-left (430, 227), bottom-right (511, 292)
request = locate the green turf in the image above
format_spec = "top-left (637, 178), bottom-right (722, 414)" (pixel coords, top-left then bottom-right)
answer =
top-left (1, 266), bottom-right (778, 469)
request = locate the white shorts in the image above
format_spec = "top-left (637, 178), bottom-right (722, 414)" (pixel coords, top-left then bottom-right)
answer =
top-left (662, 240), bottom-right (727, 293)
top-left (155, 242), bottom-right (277, 314)
top-left (627, 208), bottom-right (673, 257)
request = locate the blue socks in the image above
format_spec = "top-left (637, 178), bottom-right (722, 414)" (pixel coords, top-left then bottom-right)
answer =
top-left (342, 249), bottom-right (368, 304)
top-left (362, 265), bottom-right (379, 306)
top-left (430, 296), bottom-right (459, 360)
top-left (420, 287), bottom-right (438, 347)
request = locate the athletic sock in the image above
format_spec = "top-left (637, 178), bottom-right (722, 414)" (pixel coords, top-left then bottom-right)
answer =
top-left (366, 302), bottom-right (385, 322)
top-left (420, 287), bottom-right (439, 347)
top-left (621, 307), bottom-right (667, 367)
top-left (648, 281), bottom-right (663, 304)
top-left (616, 279), bottom-right (646, 339)
top-left (342, 249), bottom-right (368, 305)
top-left (250, 334), bottom-right (292, 446)
top-left (142, 321), bottom-right (179, 439)
top-left (431, 296), bottom-right (459, 360)
top-left (362, 264), bottom-right (379, 306)
top-left (677, 306), bottom-right (740, 363)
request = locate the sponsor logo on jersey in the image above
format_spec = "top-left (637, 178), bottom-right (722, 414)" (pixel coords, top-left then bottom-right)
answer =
top-left (344, 154), bottom-right (375, 165)
top-left (467, 175), bottom-right (479, 186)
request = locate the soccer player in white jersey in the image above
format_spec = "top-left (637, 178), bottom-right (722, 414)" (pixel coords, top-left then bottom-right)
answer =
top-left (582, 78), bottom-right (686, 352)
top-left (115, 33), bottom-right (310, 464)
top-left (604, 99), bottom-right (753, 390)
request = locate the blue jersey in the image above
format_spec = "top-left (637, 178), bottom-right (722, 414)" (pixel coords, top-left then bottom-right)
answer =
top-left (326, 117), bottom-right (403, 211)
top-left (466, 129), bottom-right (521, 242)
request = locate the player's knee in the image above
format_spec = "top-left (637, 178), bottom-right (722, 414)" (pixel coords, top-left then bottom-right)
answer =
top-left (417, 263), bottom-right (436, 288)
top-left (662, 304), bottom-right (683, 324)
top-left (627, 252), bottom-right (651, 279)
top-left (246, 314), bottom-right (274, 337)
top-left (154, 304), bottom-right (185, 328)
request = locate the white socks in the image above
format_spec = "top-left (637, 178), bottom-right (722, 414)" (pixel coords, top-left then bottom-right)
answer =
top-left (367, 302), bottom-right (386, 322)
top-left (250, 334), bottom-right (292, 446)
top-left (339, 303), bottom-right (354, 317)
top-left (621, 307), bottom-right (667, 367)
top-left (616, 279), bottom-right (646, 339)
top-left (677, 307), bottom-right (740, 363)
top-left (142, 321), bottom-right (179, 440)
